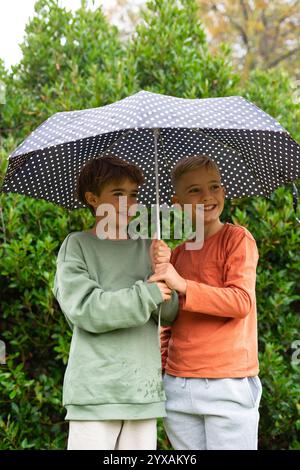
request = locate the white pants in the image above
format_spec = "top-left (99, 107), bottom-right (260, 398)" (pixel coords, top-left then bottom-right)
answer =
top-left (67, 419), bottom-right (157, 450)
top-left (163, 374), bottom-right (262, 450)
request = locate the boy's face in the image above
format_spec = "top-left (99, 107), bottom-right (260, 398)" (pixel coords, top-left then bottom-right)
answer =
top-left (172, 167), bottom-right (226, 226)
top-left (85, 178), bottom-right (139, 227)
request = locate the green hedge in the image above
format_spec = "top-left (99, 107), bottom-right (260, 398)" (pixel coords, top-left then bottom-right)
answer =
top-left (0, 0), bottom-right (299, 449)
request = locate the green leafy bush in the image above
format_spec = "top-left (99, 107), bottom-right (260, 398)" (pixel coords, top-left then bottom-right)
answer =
top-left (0, 0), bottom-right (299, 450)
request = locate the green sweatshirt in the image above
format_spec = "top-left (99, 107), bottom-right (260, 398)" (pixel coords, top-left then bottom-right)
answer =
top-left (52, 231), bottom-right (178, 421)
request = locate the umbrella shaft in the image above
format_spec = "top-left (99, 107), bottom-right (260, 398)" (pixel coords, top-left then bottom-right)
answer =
top-left (154, 129), bottom-right (161, 240)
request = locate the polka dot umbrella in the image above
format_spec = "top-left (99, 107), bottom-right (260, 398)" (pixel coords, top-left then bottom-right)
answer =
top-left (2, 90), bottom-right (300, 235)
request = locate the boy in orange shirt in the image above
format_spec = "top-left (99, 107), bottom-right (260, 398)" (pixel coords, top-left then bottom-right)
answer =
top-left (148, 155), bottom-right (262, 450)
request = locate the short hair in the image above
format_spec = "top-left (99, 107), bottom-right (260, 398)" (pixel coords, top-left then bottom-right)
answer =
top-left (171, 155), bottom-right (221, 191)
top-left (75, 155), bottom-right (144, 216)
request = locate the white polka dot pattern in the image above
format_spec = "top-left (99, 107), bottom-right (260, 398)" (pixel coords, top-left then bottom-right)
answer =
top-left (1, 90), bottom-right (299, 209)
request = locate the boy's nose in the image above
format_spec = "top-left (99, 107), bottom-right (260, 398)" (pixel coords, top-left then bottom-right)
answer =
top-left (200, 188), bottom-right (211, 200)
top-left (201, 195), bottom-right (214, 203)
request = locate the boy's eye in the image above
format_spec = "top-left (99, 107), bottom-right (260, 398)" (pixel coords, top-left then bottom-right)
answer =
top-left (188, 185), bottom-right (220, 193)
top-left (113, 193), bottom-right (138, 197)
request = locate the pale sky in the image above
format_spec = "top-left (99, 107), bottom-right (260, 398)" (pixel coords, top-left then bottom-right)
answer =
top-left (0, 0), bottom-right (145, 69)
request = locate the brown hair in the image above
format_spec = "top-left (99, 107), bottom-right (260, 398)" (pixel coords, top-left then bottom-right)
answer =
top-left (171, 155), bottom-right (221, 191)
top-left (75, 155), bottom-right (144, 216)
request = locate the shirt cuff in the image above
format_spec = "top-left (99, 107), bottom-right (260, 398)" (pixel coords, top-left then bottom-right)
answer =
top-left (144, 282), bottom-right (164, 306)
top-left (181, 279), bottom-right (203, 312)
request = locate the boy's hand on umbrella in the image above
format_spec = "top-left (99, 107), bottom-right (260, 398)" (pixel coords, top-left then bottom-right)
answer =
top-left (148, 263), bottom-right (187, 294)
top-left (149, 239), bottom-right (171, 272)
top-left (155, 281), bottom-right (172, 301)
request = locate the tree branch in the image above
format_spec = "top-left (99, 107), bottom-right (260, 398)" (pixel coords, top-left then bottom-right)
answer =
top-left (228, 16), bottom-right (249, 47)
top-left (268, 45), bottom-right (300, 68)
top-left (240, 0), bottom-right (249, 21)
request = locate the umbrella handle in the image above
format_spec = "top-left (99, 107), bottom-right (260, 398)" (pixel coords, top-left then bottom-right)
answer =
top-left (157, 304), bottom-right (161, 347)
top-left (145, 272), bottom-right (162, 358)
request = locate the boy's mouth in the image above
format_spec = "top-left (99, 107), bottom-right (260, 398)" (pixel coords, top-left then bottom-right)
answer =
top-left (204, 204), bottom-right (217, 212)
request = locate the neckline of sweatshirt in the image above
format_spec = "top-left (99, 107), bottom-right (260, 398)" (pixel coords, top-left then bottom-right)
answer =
top-left (82, 223), bottom-right (228, 246)
top-left (82, 231), bottom-right (140, 244)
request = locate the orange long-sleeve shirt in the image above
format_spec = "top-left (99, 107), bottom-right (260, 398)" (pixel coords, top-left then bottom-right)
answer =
top-left (161, 222), bottom-right (259, 378)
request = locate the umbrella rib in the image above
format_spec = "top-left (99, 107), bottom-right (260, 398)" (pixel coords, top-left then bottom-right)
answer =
top-left (192, 128), bottom-right (267, 194)
top-left (99, 129), bottom-right (134, 156)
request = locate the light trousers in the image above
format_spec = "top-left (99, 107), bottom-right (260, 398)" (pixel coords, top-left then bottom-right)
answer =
top-left (67, 418), bottom-right (157, 450)
top-left (163, 374), bottom-right (262, 450)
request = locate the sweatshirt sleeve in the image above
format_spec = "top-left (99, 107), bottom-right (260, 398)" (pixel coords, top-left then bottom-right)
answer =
top-left (52, 234), bottom-right (164, 334)
top-left (151, 290), bottom-right (179, 326)
top-left (160, 326), bottom-right (172, 371)
top-left (181, 231), bottom-right (259, 319)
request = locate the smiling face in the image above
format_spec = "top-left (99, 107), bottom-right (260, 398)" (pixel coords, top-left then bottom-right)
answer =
top-left (172, 166), bottom-right (226, 233)
top-left (85, 178), bottom-right (139, 233)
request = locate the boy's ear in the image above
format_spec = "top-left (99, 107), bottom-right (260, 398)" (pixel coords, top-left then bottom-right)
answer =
top-left (171, 194), bottom-right (179, 205)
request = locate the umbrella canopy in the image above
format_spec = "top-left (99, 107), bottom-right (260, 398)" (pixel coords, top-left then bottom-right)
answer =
top-left (1, 90), bottom-right (300, 212)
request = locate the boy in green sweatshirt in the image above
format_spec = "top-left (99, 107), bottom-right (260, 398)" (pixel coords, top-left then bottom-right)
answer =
top-left (52, 155), bottom-right (178, 450)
